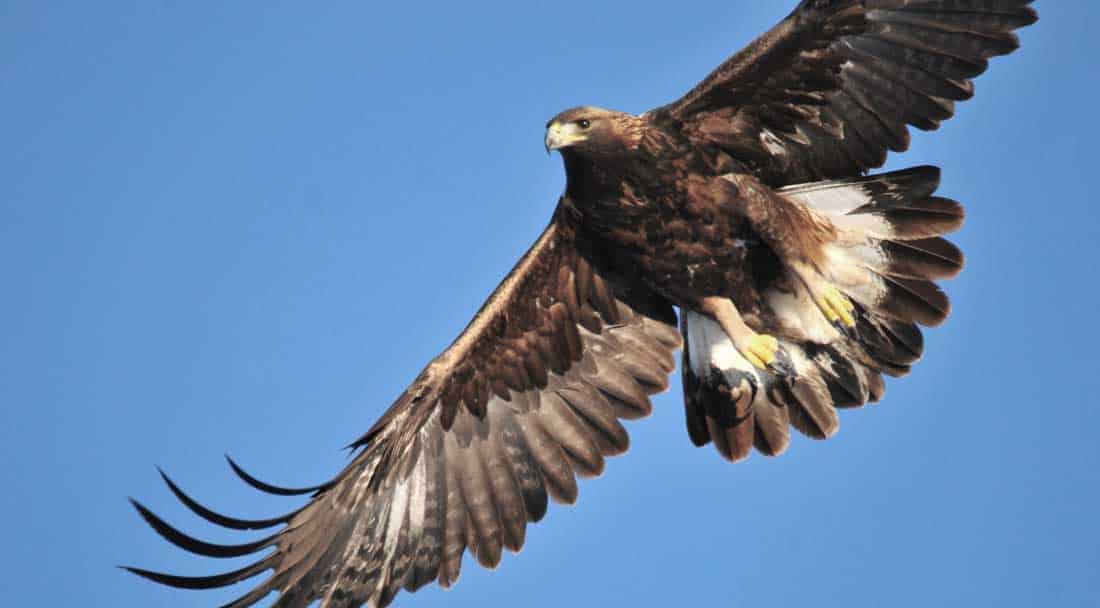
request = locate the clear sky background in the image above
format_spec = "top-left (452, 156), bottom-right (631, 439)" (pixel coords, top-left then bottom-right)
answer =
top-left (2, 1), bottom-right (1096, 606)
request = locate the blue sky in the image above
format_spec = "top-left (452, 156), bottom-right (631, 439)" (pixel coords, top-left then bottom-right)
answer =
top-left (2, 1), bottom-right (1096, 606)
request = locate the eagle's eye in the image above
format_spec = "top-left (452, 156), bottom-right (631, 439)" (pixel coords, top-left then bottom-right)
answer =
top-left (576, 119), bottom-right (592, 130)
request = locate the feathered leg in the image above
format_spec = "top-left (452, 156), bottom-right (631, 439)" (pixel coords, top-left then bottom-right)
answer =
top-left (722, 173), bottom-right (859, 334)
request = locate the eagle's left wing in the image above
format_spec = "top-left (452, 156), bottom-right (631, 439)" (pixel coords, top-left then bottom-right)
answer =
top-left (651, 0), bottom-right (1037, 185)
top-left (126, 216), bottom-right (680, 607)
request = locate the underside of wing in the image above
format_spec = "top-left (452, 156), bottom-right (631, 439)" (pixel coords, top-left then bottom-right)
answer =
top-left (126, 215), bottom-right (681, 608)
top-left (654, 0), bottom-right (1038, 185)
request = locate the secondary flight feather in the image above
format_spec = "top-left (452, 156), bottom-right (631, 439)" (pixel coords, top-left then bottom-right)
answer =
top-left (126, 1), bottom-right (1037, 606)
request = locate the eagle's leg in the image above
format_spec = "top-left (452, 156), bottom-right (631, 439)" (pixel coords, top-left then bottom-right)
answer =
top-left (699, 296), bottom-right (780, 371)
top-left (789, 261), bottom-right (857, 330)
top-left (722, 173), bottom-right (859, 331)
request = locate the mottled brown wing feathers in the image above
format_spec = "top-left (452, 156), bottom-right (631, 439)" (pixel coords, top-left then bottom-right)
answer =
top-left (654, 0), bottom-right (1037, 185)
top-left (126, 214), bottom-right (680, 608)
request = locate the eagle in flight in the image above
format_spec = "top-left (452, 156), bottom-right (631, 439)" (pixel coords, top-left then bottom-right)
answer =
top-left (127, 1), bottom-right (1037, 606)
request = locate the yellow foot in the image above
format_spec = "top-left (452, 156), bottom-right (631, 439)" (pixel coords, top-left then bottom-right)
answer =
top-left (741, 333), bottom-right (779, 370)
top-left (818, 284), bottom-right (856, 328)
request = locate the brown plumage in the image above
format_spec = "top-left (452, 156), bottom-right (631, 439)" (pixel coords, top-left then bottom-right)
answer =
top-left (127, 1), bottom-right (1037, 606)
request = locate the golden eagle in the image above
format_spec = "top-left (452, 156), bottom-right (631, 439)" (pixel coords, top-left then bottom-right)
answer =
top-left (127, 1), bottom-right (1037, 606)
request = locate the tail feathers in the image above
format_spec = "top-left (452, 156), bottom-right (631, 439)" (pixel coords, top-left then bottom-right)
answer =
top-left (683, 313), bottom-right (778, 461)
top-left (682, 310), bottom-right (896, 462)
top-left (780, 344), bottom-right (839, 441)
top-left (683, 312), bottom-right (858, 461)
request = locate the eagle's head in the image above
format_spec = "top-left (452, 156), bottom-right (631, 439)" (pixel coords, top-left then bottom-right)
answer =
top-left (544, 106), bottom-right (640, 156)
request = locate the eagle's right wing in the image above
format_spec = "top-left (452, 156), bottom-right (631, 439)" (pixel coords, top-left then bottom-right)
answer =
top-left (652, 0), bottom-right (1037, 186)
top-left (126, 213), bottom-right (681, 608)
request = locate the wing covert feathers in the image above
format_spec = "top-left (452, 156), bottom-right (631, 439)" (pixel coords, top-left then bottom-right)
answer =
top-left (656, 0), bottom-right (1037, 185)
top-left (127, 219), bottom-right (680, 608)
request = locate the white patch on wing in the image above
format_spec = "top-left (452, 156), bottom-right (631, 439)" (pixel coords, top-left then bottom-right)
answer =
top-left (783, 182), bottom-right (870, 213)
top-left (778, 179), bottom-right (902, 311)
top-left (782, 183), bottom-right (895, 238)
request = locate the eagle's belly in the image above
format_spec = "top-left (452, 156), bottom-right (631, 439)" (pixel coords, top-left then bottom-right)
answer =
top-left (574, 191), bottom-right (785, 319)
top-left (644, 216), bottom-right (784, 316)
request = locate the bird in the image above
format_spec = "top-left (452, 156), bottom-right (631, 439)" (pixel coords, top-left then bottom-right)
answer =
top-left (125, 1), bottom-right (1038, 606)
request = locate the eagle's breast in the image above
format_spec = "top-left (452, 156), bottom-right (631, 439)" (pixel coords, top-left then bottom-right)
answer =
top-left (561, 129), bottom-right (767, 310)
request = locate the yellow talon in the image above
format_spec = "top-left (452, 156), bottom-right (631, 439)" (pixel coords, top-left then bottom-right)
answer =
top-left (819, 285), bottom-right (856, 328)
top-left (743, 333), bottom-right (779, 369)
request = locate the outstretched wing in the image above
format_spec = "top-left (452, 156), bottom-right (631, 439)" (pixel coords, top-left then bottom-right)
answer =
top-left (652, 0), bottom-right (1037, 185)
top-left (126, 213), bottom-right (681, 608)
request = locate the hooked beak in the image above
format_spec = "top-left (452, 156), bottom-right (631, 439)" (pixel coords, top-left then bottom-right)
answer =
top-left (544, 121), bottom-right (585, 154)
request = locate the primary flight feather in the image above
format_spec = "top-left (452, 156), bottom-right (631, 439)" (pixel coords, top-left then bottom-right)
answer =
top-left (127, 1), bottom-right (1038, 606)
